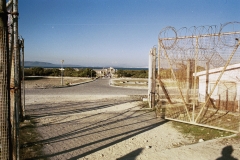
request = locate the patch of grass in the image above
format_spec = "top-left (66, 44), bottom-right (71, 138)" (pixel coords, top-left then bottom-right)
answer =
top-left (139, 101), bottom-right (150, 109)
top-left (111, 78), bottom-right (148, 88)
top-left (19, 115), bottom-right (45, 160)
top-left (172, 121), bottom-right (234, 142)
top-left (232, 133), bottom-right (240, 140)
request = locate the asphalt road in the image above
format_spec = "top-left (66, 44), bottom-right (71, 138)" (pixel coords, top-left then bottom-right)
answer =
top-left (22, 78), bottom-right (162, 160)
top-left (25, 78), bottom-right (148, 95)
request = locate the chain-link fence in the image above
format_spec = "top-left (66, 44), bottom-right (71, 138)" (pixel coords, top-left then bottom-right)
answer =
top-left (0, 0), bottom-right (24, 159)
top-left (0, 26), bottom-right (10, 160)
top-left (154, 22), bottom-right (240, 133)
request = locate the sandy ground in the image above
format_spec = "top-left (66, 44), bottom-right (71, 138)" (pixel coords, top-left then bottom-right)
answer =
top-left (24, 95), bottom-right (240, 160)
top-left (23, 78), bottom-right (240, 160)
top-left (76, 97), bottom-right (240, 160)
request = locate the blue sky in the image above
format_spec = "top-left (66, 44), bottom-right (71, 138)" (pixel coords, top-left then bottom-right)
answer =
top-left (19, 0), bottom-right (240, 67)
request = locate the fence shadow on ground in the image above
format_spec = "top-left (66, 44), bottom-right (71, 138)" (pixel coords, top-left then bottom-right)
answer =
top-left (20, 97), bottom-right (167, 159)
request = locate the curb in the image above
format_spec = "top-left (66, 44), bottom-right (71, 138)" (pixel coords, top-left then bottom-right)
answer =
top-left (35, 78), bottom-right (97, 89)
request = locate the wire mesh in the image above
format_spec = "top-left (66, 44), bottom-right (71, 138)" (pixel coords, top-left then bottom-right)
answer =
top-left (158, 22), bottom-right (240, 133)
top-left (0, 27), bottom-right (9, 160)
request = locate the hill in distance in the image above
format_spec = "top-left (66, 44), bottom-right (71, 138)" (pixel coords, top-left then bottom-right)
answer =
top-left (24, 61), bottom-right (82, 68)
top-left (24, 61), bottom-right (147, 69)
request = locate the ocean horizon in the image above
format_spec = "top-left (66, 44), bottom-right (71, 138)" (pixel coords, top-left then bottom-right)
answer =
top-left (24, 66), bottom-right (148, 70)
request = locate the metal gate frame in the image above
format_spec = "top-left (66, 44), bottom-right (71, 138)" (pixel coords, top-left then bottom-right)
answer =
top-left (152, 22), bottom-right (240, 133)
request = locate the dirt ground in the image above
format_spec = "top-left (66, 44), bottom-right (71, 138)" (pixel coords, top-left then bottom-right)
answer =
top-left (24, 76), bottom-right (92, 88)
top-left (23, 78), bottom-right (240, 160)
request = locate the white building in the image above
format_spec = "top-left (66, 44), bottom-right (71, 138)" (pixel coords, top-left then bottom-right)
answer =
top-left (195, 63), bottom-right (240, 111)
top-left (95, 67), bottom-right (116, 77)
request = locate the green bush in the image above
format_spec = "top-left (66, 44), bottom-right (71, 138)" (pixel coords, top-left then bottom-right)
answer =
top-left (24, 67), bottom-right (45, 76)
top-left (24, 67), bottom-right (96, 77)
top-left (116, 69), bottom-right (148, 78)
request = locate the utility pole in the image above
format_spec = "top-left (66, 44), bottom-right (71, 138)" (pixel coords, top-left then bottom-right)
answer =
top-left (0, 0), bottom-right (10, 159)
top-left (61, 60), bottom-right (64, 86)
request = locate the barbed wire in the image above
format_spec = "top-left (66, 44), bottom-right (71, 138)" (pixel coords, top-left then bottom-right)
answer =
top-left (158, 22), bottom-right (240, 68)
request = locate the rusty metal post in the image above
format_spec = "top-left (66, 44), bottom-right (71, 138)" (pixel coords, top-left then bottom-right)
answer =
top-left (10, 0), bottom-right (19, 159)
top-left (157, 42), bottom-right (162, 106)
top-left (157, 43), bottom-right (160, 77)
top-left (19, 38), bottom-right (25, 120)
top-left (0, 0), bottom-right (10, 159)
top-left (186, 59), bottom-right (191, 104)
top-left (238, 95), bottom-right (240, 112)
top-left (192, 37), bottom-right (199, 122)
top-left (205, 61), bottom-right (210, 102)
top-left (17, 38), bottom-right (22, 121)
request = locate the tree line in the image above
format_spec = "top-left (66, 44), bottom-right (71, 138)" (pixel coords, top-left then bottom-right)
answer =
top-left (116, 69), bottom-right (148, 78)
top-left (24, 66), bottom-right (205, 79)
top-left (24, 67), bottom-right (96, 77)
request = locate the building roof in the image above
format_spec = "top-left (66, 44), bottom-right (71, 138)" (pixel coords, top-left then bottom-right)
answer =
top-left (194, 63), bottom-right (240, 76)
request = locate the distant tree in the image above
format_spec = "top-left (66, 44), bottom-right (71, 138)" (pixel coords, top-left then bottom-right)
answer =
top-left (116, 69), bottom-right (148, 78)
top-left (24, 67), bottom-right (97, 77)
top-left (24, 68), bottom-right (32, 76)
top-left (64, 67), bottom-right (76, 77)
top-left (77, 68), bottom-right (96, 77)
top-left (26, 67), bottom-right (45, 76)
top-left (44, 68), bottom-right (61, 76)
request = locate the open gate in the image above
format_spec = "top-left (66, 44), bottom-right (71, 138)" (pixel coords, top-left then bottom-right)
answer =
top-left (155, 22), bottom-right (240, 133)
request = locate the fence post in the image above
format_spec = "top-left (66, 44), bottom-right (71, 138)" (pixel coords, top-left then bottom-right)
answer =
top-left (9, 0), bottom-right (20, 159)
top-left (0, 0), bottom-right (10, 159)
top-left (148, 49), bottom-right (153, 107)
top-left (20, 38), bottom-right (25, 120)
top-left (151, 47), bottom-right (156, 108)
top-left (238, 95), bottom-right (240, 112)
top-left (205, 61), bottom-right (210, 103)
top-left (186, 59), bottom-right (190, 104)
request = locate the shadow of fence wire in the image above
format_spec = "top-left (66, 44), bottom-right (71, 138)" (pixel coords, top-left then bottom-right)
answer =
top-left (20, 97), bottom-right (166, 160)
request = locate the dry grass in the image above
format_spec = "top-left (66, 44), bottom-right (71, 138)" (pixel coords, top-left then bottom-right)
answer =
top-left (24, 76), bottom-right (92, 88)
top-left (111, 78), bottom-right (148, 89)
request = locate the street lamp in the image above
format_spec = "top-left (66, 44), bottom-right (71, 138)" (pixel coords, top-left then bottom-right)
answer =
top-left (91, 69), bottom-right (93, 79)
top-left (60, 60), bottom-right (64, 86)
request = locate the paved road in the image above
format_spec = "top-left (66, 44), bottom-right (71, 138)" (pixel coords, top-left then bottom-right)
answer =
top-left (25, 78), bottom-right (148, 95)
top-left (21, 78), bottom-right (162, 160)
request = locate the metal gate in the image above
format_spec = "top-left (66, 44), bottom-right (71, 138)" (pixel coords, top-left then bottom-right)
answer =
top-left (155, 22), bottom-right (240, 133)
